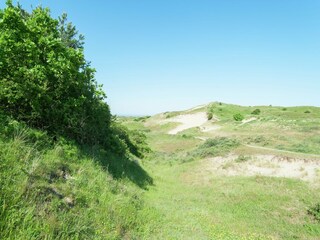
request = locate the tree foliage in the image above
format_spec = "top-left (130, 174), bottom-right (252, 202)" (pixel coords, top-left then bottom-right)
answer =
top-left (251, 109), bottom-right (261, 115)
top-left (0, 2), bottom-right (146, 157)
top-left (233, 113), bottom-right (244, 121)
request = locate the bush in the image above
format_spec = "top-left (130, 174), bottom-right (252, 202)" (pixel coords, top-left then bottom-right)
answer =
top-left (110, 121), bottom-right (151, 158)
top-left (251, 109), bottom-right (261, 115)
top-left (304, 110), bottom-right (311, 114)
top-left (0, 2), bottom-right (148, 159)
top-left (191, 137), bottom-right (240, 158)
top-left (0, 2), bottom-right (112, 148)
top-left (207, 112), bottom-right (213, 120)
top-left (235, 155), bottom-right (251, 163)
top-left (308, 203), bottom-right (320, 222)
top-left (233, 113), bottom-right (244, 121)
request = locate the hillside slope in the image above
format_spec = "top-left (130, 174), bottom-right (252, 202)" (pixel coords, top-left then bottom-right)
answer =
top-left (0, 113), bottom-right (155, 239)
top-left (120, 102), bottom-right (320, 239)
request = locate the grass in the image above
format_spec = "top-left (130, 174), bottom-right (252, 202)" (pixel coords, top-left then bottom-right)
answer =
top-left (119, 102), bottom-right (320, 239)
top-left (2, 102), bottom-right (320, 239)
top-left (0, 115), bottom-right (156, 239)
top-left (142, 160), bottom-right (320, 239)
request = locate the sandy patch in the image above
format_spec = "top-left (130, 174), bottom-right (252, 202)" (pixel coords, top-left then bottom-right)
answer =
top-left (241, 117), bottom-right (257, 125)
top-left (162, 112), bottom-right (208, 135)
top-left (195, 136), bottom-right (209, 141)
top-left (195, 154), bottom-right (320, 182)
top-left (200, 125), bottom-right (221, 132)
top-left (161, 112), bottom-right (221, 135)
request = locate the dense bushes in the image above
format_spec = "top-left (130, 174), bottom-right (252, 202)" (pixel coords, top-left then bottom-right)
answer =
top-left (0, 2), bottom-right (154, 239)
top-left (233, 113), bottom-right (244, 121)
top-left (251, 109), bottom-right (261, 115)
top-left (0, 2), bottom-right (146, 157)
top-left (190, 137), bottom-right (240, 158)
top-left (0, 2), bottom-right (112, 148)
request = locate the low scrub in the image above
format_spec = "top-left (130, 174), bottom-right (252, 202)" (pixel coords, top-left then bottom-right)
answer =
top-left (207, 112), bottom-right (213, 120)
top-left (251, 109), bottom-right (261, 115)
top-left (190, 137), bottom-right (240, 158)
top-left (233, 113), bottom-right (244, 121)
top-left (308, 203), bottom-right (320, 222)
top-left (235, 155), bottom-right (251, 163)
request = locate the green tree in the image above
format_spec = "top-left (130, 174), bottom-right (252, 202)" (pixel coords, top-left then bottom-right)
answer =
top-left (0, 1), bottom-right (112, 146)
top-left (233, 113), bottom-right (244, 121)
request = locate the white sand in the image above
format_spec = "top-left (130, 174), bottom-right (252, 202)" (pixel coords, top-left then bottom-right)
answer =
top-left (241, 117), bottom-right (257, 125)
top-left (197, 154), bottom-right (320, 182)
top-left (162, 112), bottom-right (208, 135)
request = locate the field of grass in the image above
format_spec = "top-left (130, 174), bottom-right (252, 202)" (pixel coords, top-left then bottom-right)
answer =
top-left (2, 103), bottom-right (320, 239)
top-left (143, 161), bottom-right (320, 239)
top-left (120, 103), bottom-right (320, 239)
top-left (0, 114), bottom-right (156, 239)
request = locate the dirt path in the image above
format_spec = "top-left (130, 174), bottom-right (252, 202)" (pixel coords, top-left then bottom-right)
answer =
top-left (244, 144), bottom-right (320, 158)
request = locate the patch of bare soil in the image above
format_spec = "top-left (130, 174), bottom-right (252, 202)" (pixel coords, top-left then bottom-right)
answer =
top-left (194, 154), bottom-right (320, 182)
top-left (241, 117), bottom-right (257, 125)
top-left (161, 112), bottom-right (208, 134)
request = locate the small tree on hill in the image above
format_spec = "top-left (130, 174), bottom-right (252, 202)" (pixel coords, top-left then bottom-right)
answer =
top-left (251, 109), bottom-right (261, 115)
top-left (233, 113), bottom-right (244, 121)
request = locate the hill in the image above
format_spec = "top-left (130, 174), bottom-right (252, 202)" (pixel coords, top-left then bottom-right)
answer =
top-left (120, 102), bottom-right (320, 239)
top-left (0, 112), bottom-right (156, 239)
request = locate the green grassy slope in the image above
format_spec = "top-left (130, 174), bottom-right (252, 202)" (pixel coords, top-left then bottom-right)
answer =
top-left (0, 113), bottom-right (156, 239)
top-left (2, 102), bottom-right (320, 239)
top-left (206, 103), bottom-right (320, 155)
top-left (120, 103), bottom-right (320, 239)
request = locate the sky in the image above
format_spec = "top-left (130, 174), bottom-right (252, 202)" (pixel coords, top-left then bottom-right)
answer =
top-left (2, 1), bottom-right (320, 115)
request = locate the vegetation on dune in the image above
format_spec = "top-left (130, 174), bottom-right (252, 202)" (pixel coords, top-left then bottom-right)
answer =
top-left (0, 2), bottom-right (153, 239)
top-left (308, 203), bottom-right (320, 222)
top-left (233, 113), bottom-right (245, 121)
top-left (207, 112), bottom-right (213, 120)
top-left (205, 102), bottom-right (320, 155)
top-left (1, 1), bottom-right (320, 239)
top-left (122, 104), bottom-right (320, 239)
top-left (0, 1), bottom-right (150, 157)
top-left (0, 112), bottom-right (154, 239)
top-left (0, 1), bottom-right (139, 155)
top-left (251, 108), bottom-right (261, 115)
top-left (192, 137), bottom-right (240, 158)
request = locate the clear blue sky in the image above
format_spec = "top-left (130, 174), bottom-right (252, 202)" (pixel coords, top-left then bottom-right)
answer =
top-left (2, 1), bottom-right (320, 115)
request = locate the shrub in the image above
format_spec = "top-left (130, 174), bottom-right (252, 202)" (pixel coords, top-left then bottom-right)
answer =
top-left (308, 203), bottom-right (320, 222)
top-left (304, 110), bottom-right (311, 114)
top-left (0, 2), bottom-right (148, 159)
top-left (251, 109), bottom-right (261, 115)
top-left (207, 112), bottom-right (213, 120)
top-left (0, 2), bottom-right (113, 149)
top-left (282, 108), bottom-right (287, 111)
top-left (235, 155), bottom-right (250, 163)
top-left (191, 137), bottom-right (240, 158)
top-left (110, 122), bottom-right (151, 158)
top-left (233, 113), bottom-right (244, 121)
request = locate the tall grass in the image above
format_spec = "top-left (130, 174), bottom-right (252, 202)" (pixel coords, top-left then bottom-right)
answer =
top-left (0, 116), bottom-right (155, 239)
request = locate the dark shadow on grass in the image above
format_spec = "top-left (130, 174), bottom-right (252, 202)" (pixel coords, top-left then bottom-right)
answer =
top-left (81, 146), bottom-right (153, 189)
